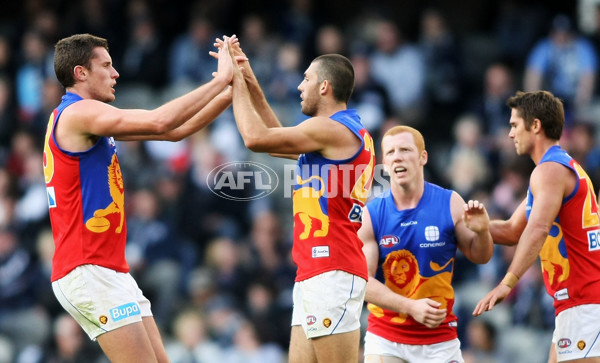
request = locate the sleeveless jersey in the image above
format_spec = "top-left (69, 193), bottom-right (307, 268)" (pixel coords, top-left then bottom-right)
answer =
top-left (292, 109), bottom-right (375, 282)
top-left (527, 145), bottom-right (600, 315)
top-left (43, 92), bottom-right (129, 282)
top-left (365, 183), bottom-right (459, 344)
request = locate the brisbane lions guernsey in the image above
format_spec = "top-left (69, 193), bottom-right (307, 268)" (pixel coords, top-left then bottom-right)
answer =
top-left (527, 145), bottom-right (600, 315)
top-left (366, 183), bottom-right (459, 345)
top-left (43, 92), bottom-right (128, 282)
top-left (292, 109), bottom-right (375, 282)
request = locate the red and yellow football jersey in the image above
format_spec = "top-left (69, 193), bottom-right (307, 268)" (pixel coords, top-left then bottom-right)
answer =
top-left (529, 145), bottom-right (600, 314)
top-left (43, 92), bottom-right (128, 281)
top-left (292, 109), bottom-right (375, 282)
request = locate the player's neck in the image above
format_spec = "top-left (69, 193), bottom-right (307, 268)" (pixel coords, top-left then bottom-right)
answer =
top-left (531, 139), bottom-right (560, 165)
top-left (391, 179), bottom-right (424, 210)
top-left (316, 102), bottom-right (346, 118)
top-left (66, 85), bottom-right (90, 100)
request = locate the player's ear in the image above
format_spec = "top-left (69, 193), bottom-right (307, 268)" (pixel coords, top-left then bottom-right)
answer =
top-left (73, 65), bottom-right (87, 82)
top-left (420, 150), bottom-right (428, 166)
top-left (532, 118), bottom-right (542, 133)
top-left (320, 80), bottom-right (329, 95)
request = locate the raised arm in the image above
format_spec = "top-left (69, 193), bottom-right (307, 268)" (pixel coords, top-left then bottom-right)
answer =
top-left (359, 208), bottom-right (447, 328)
top-left (228, 45), bottom-right (356, 157)
top-left (118, 86), bottom-right (232, 142)
top-left (58, 39), bottom-right (233, 151)
top-left (232, 42), bottom-right (283, 130)
top-left (213, 38), bottom-right (282, 129)
top-left (232, 43), bottom-right (300, 160)
top-left (453, 193), bottom-right (493, 264)
top-left (212, 38), bottom-right (298, 159)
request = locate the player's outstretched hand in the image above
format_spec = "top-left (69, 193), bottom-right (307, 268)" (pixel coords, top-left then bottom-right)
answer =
top-left (213, 36), bottom-right (233, 84)
top-left (224, 37), bottom-right (244, 82)
top-left (210, 35), bottom-right (247, 64)
top-left (408, 298), bottom-right (447, 329)
top-left (472, 283), bottom-right (511, 316)
top-left (208, 35), bottom-right (247, 80)
top-left (463, 199), bottom-right (490, 234)
top-left (210, 34), bottom-right (238, 51)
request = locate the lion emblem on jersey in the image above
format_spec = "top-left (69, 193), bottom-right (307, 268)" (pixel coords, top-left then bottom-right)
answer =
top-left (85, 154), bottom-right (125, 233)
top-left (368, 249), bottom-right (454, 324)
top-left (293, 175), bottom-right (329, 240)
top-left (540, 222), bottom-right (570, 287)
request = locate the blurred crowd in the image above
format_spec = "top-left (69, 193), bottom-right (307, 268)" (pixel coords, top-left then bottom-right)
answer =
top-left (1, 0), bottom-right (600, 362)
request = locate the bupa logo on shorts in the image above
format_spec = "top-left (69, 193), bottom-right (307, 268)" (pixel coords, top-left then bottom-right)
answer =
top-left (379, 235), bottom-right (399, 247)
top-left (424, 226), bottom-right (440, 241)
top-left (587, 229), bottom-right (600, 251)
top-left (110, 302), bottom-right (141, 322)
top-left (306, 315), bottom-right (317, 325)
top-left (558, 338), bottom-right (571, 349)
top-left (206, 161), bottom-right (279, 201)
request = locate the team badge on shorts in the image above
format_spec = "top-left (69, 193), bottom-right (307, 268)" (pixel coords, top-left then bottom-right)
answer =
top-left (578, 340), bottom-right (586, 350)
top-left (99, 315), bottom-right (108, 324)
top-left (323, 318), bottom-right (331, 328)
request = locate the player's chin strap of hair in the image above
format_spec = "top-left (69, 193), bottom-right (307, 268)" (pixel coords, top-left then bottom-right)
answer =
top-left (501, 272), bottom-right (519, 289)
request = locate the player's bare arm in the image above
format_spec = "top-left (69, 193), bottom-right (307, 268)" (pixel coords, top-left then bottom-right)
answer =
top-left (453, 193), bottom-right (493, 264)
top-left (56, 41), bottom-right (233, 152)
top-left (234, 44), bottom-right (297, 160)
top-left (359, 209), bottom-right (447, 329)
top-left (236, 115), bottom-right (359, 156)
top-left (213, 37), bottom-right (281, 128)
top-left (490, 199), bottom-right (528, 246)
top-left (223, 38), bottom-right (300, 160)
top-left (230, 56), bottom-right (359, 158)
top-left (119, 86), bottom-right (232, 142)
top-left (218, 37), bottom-right (299, 159)
top-left (505, 162), bottom-right (572, 277)
top-left (221, 40), bottom-right (280, 123)
top-left (473, 162), bottom-right (571, 316)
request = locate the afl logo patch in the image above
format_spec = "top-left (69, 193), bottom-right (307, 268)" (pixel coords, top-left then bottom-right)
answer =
top-left (323, 318), bottom-right (332, 328)
top-left (306, 315), bottom-right (317, 325)
top-left (379, 235), bottom-right (399, 247)
top-left (99, 315), bottom-right (108, 325)
top-left (557, 338), bottom-right (571, 349)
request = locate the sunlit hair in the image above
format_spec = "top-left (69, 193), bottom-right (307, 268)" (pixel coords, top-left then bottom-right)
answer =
top-left (382, 125), bottom-right (425, 154)
top-left (54, 34), bottom-right (109, 88)
top-left (312, 54), bottom-right (354, 104)
top-left (506, 90), bottom-right (564, 140)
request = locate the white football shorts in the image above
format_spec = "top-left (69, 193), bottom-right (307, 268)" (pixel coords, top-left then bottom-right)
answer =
top-left (364, 331), bottom-right (464, 363)
top-left (552, 304), bottom-right (600, 361)
top-left (291, 270), bottom-right (366, 339)
top-left (52, 264), bottom-right (152, 340)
